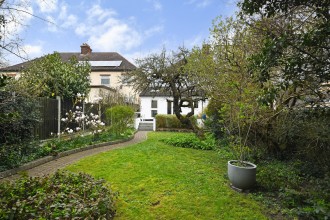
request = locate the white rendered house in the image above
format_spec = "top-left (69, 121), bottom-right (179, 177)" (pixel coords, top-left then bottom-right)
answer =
top-left (135, 90), bottom-right (208, 131)
top-left (139, 90), bottom-right (208, 119)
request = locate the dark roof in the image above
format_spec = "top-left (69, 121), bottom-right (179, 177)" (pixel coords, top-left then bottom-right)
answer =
top-left (0, 52), bottom-right (136, 72)
top-left (139, 87), bottom-right (206, 98)
top-left (140, 89), bottom-right (172, 97)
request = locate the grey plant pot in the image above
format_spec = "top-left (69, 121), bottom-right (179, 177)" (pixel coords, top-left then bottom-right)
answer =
top-left (228, 160), bottom-right (257, 190)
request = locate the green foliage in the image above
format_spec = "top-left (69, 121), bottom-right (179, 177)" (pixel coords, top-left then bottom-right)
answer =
top-left (0, 171), bottom-right (117, 219)
top-left (240, 0), bottom-right (329, 19)
top-left (0, 75), bottom-right (15, 123)
top-left (215, 140), bottom-right (238, 162)
top-left (249, 108), bottom-right (330, 176)
top-left (279, 109), bottom-right (330, 171)
top-left (0, 91), bottom-right (40, 171)
top-left (257, 160), bottom-right (302, 191)
top-left (191, 13), bottom-right (329, 174)
top-left (44, 129), bottom-right (134, 155)
top-left (160, 132), bottom-right (216, 150)
top-left (189, 16), bottom-right (266, 161)
top-left (0, 128), bottom-right (134, 172)
top-left (106, 105), bottom-right (135, 136)
top-left (0, 92), bottom-right (40, 145)
top-left (240, 0), bottom-right (330, 107)
top-left (255, 159), bottom-right (330, 219)
top-left (156, 114), bottom-right (197, 130)
top-left (0, 74), bottom-right (8, 89)
top-left (0, 141), bottom-right (42, 171)
top-left (14, 52), bottom-right (91, 99)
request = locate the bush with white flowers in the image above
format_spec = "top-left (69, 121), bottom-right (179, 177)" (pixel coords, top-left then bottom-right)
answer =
top-left (61, 94), bottom-right (105, 136)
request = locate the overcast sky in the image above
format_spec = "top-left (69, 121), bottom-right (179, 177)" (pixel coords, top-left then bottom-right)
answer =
top-left (3, 0), bottom-right (237, 65)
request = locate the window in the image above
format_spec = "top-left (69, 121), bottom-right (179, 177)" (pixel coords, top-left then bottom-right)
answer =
top-left (194, 100), bottom-right (199, 108)
top-left (151, 100), bottom-right (157, 108)
top-left (101, 75), bottom-right (110, 86)
top-left (151, 110), bottom-right (158, 117)
top-left (167, 100), bottom-right (172, 114)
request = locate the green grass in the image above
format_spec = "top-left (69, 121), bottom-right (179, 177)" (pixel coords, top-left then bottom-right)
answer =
top-left (66, 132), bottom-right (269, 219)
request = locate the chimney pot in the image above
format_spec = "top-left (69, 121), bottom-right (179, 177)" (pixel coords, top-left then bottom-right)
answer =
top-left (80, 43), bottom-right (92, 55)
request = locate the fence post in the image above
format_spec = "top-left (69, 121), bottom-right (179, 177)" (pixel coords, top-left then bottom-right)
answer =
top-left (56, 96), bottom-right (61, 139)
top-left (153, 118), bottom-right (156, 131)
top-left (82, 99), bottom-right (85, 131)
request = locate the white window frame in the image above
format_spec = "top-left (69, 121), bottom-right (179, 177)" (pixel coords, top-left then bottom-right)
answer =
top-left (100, 75), bottom-right (110, 86)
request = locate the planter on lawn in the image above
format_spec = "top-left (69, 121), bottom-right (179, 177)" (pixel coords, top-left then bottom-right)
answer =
top-left (227, 160), bottom-right (257, 190)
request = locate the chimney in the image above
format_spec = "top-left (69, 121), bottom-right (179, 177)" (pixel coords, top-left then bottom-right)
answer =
top-left (80, 43), bottom-right (92, 55)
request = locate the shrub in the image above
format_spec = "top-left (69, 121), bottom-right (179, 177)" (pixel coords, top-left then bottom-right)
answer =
top-left (0, 171), bottom-right (117, 219)
top-left (0, 128), bottom-right (134, 172)
top-left (0, 92), bottom-right (40, 170)
top-left (156, 114), bottom-right (197, 130)
top-left (254, 159), bottom-right (330, 219)
top-left (257, 160), bottom-right (302, 191)
top-left (160, 132), bottom-right (216, 150)
top-left (44, 129), bottom-right (134, 154)
top-left (250, 108), bottom-right (330, 176)
top-left (0, 92), bottom-right (40, 145)
top-left (0, 141), bottom-right (43, 171)
top-left (106, 105), bottom-right (135, 135)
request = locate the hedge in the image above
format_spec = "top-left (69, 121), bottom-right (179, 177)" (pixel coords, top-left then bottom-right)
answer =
top-left (156, 114), bottom-right (197, 130)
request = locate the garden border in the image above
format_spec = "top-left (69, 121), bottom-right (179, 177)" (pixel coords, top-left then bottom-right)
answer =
top-left (0, 135), bottom-right (135, 179)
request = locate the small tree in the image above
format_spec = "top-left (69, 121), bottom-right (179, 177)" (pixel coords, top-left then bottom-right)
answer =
top-left (13, 52), bottom-right (91, 100)
top-left (106, 105), bottom-right (134, 136)
top-left (187, 16), bottom-right (266, 162)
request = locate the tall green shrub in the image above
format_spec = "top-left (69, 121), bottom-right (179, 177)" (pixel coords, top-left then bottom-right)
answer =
top-left (13, 52), bottom-right (91, 99)
top-left (106, 105), bottom-right (135, 135)
top-left (250, 108), bottom-right (330, 175)
top-left (0, 91), bottom-right (40, 170)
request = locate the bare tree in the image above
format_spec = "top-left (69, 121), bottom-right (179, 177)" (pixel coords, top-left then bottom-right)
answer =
top-left (123, 47), bottom-right (206, 137)
top-left (0, 0), bottom-right (56, 66)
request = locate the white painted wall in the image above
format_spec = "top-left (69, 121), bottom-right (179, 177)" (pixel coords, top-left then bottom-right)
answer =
top-left (140, 96), bottom-right (208, 119)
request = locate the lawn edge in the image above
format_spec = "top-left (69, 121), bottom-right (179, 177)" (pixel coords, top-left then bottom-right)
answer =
top-left (0, 133), bottom-right (136, 179)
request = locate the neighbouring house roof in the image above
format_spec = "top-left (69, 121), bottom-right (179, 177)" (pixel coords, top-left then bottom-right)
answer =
top-left (140, 89), bottom-right (172, 97)
top-left (0, 44), bottom-right (136, 72)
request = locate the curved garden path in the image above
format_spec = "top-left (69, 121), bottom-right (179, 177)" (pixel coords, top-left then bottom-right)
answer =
top-left (2, 131), bottom-right (149, 182)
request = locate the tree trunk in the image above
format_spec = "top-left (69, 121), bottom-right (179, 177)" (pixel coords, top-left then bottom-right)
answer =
top-left (172, 93), bottom-right (205, 139)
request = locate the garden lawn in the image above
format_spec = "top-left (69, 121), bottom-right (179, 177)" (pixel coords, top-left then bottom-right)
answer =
top-left (66, 132), bottom-right (268, 219)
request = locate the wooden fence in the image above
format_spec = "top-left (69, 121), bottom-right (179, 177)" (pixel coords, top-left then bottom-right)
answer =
top-left (34, 98), bottom-right (112, 140)
top-left (34, 97), bottom-right (59, 140)
top-left (33, 97), bottom-right (138, 140)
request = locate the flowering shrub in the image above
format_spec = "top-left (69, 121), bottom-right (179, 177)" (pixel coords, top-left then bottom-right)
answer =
top-left (60, 94), bottom-right (105, 137)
